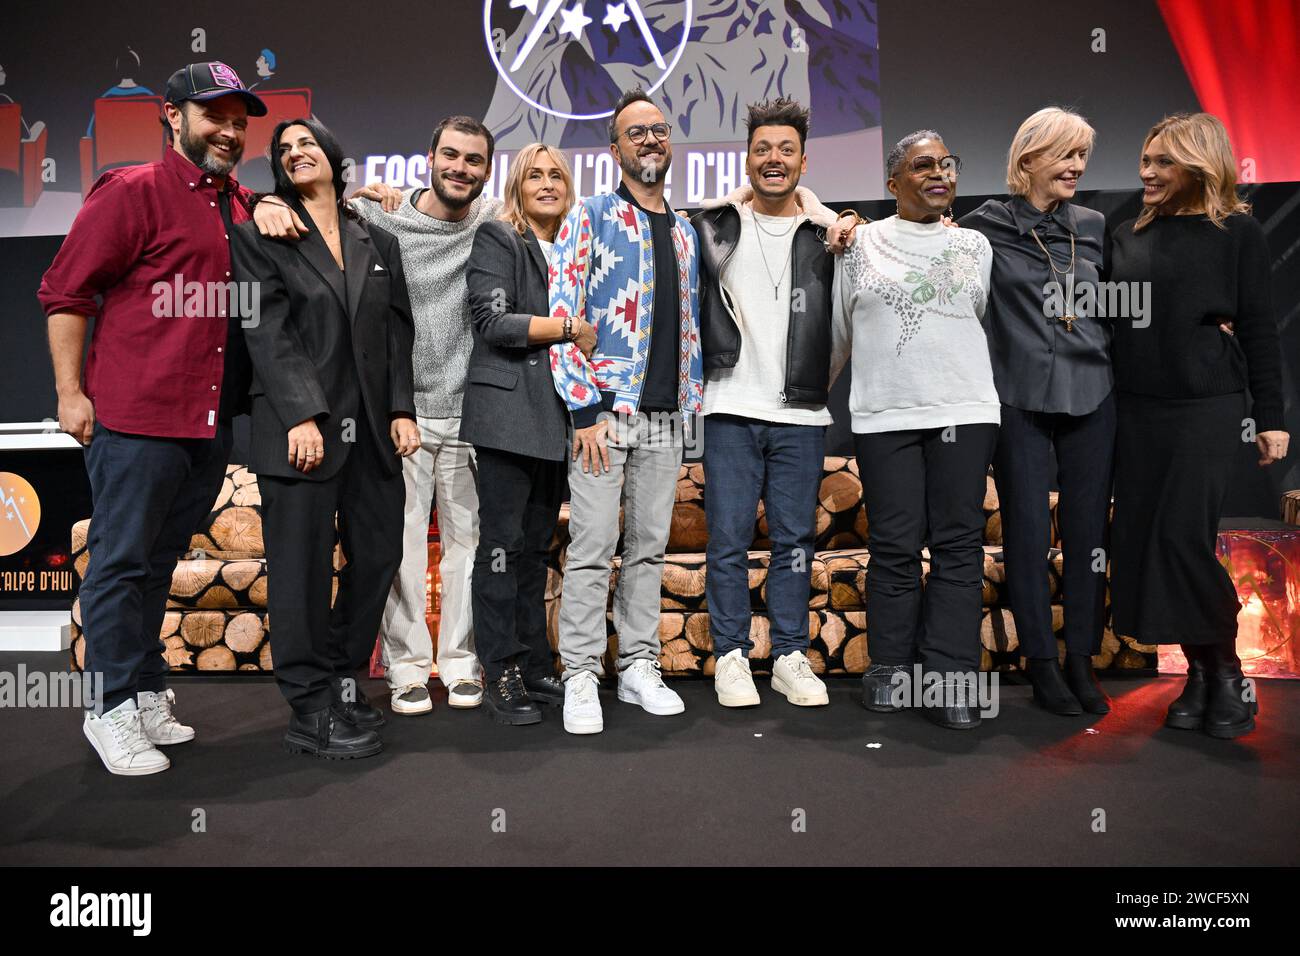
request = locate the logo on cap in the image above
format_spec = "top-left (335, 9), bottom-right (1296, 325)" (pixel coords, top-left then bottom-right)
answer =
top-left (209, 62), bottom-right (243, 90)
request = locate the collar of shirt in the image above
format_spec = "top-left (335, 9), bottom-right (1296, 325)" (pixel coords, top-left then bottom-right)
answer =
top-left (1010, 194), bottom-right (1078, 236)
top-left (616, 180), bottom-right (671, 217)
top-left (163, 146), bottom-right (247, 202)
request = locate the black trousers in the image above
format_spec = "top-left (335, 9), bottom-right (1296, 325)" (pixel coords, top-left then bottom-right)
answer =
top-left (260, 417), bottom-right (405, 714)
top-left (1111, 390), bottom-right (1245, 645)
top-left (471, 446), bottom-right (566, 682)
top-left (854, 424), bottom-right (998, 674)
top-left (993, 393), bottom-right (1116, 659)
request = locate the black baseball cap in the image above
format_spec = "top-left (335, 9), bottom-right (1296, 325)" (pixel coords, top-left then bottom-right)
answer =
top-left (165, 61), bottom-right (267, 116)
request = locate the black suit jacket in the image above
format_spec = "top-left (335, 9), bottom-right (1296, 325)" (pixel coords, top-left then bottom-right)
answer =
top-left (460, 219), bottom-right (569, 462)
top-left (231, 200), bottom-right (416, 481)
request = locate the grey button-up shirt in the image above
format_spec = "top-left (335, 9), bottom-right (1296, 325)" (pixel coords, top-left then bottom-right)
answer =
top-left (960, 196), bottom-right (1112, 415)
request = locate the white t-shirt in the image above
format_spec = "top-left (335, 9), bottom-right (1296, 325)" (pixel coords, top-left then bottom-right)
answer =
top-left (703, 205), bottom-right (844, 426)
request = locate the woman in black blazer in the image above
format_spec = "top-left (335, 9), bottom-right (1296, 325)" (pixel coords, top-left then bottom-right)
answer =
top-left (461, 143), bottom-right (595, 726)
top-left (232, 118), bottom-right (420, 759)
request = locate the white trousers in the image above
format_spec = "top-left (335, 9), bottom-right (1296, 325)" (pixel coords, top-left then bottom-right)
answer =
top-left (380, 415), bottom-right (481, 690)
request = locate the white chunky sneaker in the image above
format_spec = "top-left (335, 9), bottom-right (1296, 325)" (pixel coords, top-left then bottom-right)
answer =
top-left (391, 683), bottom-right (433, 715)
top-left (563, 670), bottom-right (604, 734)
top-left (714, 648), bottom-right (761, 707)
top-left (772, 650), bottom-right (829, 706)
top-left (137, 688), bottom-right (196, 744)
top-left (447, 679), bottom-right (484, 709)
top-left (617, 659), bottom-right (685, 716)
top-left (84, 700), bottom-right (170, 776)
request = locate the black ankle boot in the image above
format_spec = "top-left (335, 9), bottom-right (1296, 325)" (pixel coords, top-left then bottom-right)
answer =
top-left (1202, 641), bottom-right (1258, 739)
top-left (485, 666), bottom-right (542, 726)
top-left (331, 675), bottom-right (386, 730)
top-left (523, 672), bottom-right (564, 706)
top-left (919, 681), bottom-right (983, 730)
top-left (1063, 652), bottom-right (1111, 714)
top-left (861, 663), bottom-right (909, 713)
top-left (1025, 657), bottom-right (1083, 716)
top-left (285, 708), bottom-right (383, 759)
top-left (1165, 645), bottom-right (1209, 730)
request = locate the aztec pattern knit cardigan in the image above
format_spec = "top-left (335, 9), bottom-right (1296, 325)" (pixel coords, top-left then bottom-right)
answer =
top-left (547, 191), bottom-right (703, 429)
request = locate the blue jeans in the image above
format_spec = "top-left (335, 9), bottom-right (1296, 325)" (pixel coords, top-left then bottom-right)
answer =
top-left (703, 415), bottom-right (825, 659)
top-left (80, 422), bottom-right (232, 712)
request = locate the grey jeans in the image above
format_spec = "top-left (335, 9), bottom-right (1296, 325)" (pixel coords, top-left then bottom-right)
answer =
top-left (559, 412), bottom-right (683, 679)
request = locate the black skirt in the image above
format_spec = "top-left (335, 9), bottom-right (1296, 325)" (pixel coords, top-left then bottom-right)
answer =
top-left (1110, 390), bottom-right (1245, 645)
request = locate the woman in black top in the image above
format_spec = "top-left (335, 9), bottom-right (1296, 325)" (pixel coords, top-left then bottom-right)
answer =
top-left (1109, 113), bottom-right (1289, 739)
top-left (962, 107), bottom-right (1115, 717)
top-left (461, 143), bottom-right (596, 726)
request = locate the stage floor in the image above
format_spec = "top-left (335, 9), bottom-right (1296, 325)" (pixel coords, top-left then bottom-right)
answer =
top-left (1, 651), bottom-right (1296, 867)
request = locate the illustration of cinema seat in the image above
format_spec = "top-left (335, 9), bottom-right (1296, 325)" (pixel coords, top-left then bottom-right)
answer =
top-left (240, 87), bottom-right (312, 183)
top-left (0, 102), bottom-right (47, 207)
top-left (78, 95), bottom-right (164, 197)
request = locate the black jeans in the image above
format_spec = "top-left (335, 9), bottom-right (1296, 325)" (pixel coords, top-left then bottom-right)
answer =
top-left (80, 422), bottom-right (233, 712)
top-left (471, 446), bottom-right (566, 682)
top-left (260, 417), bottom-right (405, 714)
top-left (854, 424), bottom-right (998, 675)
top-left (994, 393), bottom-right (1116, 658)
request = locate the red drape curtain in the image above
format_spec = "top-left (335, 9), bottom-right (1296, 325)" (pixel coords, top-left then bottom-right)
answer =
top-left (1156, 0), bottom-right (1300, 183)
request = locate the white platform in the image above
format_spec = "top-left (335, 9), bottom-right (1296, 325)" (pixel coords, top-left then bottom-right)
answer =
top-left (0, 611), bottom-right (72, 652)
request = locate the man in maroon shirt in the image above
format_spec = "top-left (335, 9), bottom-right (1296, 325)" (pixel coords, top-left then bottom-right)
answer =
top-left (38, 62), bottom-right (266, 776)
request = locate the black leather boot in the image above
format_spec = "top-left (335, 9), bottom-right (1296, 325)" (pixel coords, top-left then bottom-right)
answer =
top-left (1203, 641), bottom-right (1258, 739)
top-left (1063, 652), bottom-right (1111, 714)
top-left (1164, 644), bottom-right (1209, 730)
top-left (331, 675), bottom-right (386, 730)
top-left (920, 680), bottom-right (983, 730)
top-left (524, 672), bottom-right (564, 706)
top-left (1025, 657), bottom-right (1083, 716)
top-left (485, 666), bottom-right (542, 725)
top-left (284, 707), bottom-right (383, 759)
top-left (860, 663), bottom-right (910, 713)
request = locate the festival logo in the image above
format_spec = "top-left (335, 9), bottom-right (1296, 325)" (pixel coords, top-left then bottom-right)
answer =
top-left (0, 472), bottom-right (41, 557)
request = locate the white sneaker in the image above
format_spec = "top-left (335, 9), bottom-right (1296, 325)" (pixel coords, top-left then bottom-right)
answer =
top-left (447, 679), bottom-right (484, 709)
top-left (84, 700), bottom-right (171, 776)
top-left (563, 670), bottom-right (604, 734)
top-left (137, 688), bottom-right (196, 744)
top-left (617, 659), bottom-right (685, 716)
top-left (772, 650), bottom-right (829, 706)
top-left (391, 683), bottom-right (433, 715)
top-left (714, 648), bottom-right (761, 707)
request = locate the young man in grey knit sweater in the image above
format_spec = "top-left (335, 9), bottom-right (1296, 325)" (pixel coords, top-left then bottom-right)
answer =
top-left (255, 116), bottom-right (501, 715)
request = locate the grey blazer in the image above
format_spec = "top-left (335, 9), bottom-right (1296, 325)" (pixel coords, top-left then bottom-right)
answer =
top-left (460, 219), bottom-right (570, 461)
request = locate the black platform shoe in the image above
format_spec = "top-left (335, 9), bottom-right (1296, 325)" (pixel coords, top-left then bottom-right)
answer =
top-left (1164, 645), bottom-right (1208, 731)
top-left (1025, 657), bottom-right (1083, 716)
top-left (331, 675), bottom-right (386, 730)
top-left (485, 667), bottom-right (542, 726)
top-left (524, 672), bottom-right (564, 706)
top-left (284, 708), bottom-right (383, 759)
top-left (1203, 641), bottom-right (1258, 740)
top-left (1063, 652), bottom-right (1111, 714)
top-left (860, 663), bottom-right (909, 713)
top-left (920, 681), bottom-right (983, 730)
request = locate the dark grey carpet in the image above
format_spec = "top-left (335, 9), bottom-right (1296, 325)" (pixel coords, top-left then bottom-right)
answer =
top-left (1, 652), bottom-right (1296, 866)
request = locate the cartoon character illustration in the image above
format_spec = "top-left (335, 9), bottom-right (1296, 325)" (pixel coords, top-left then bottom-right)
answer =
top-left (86, 46), bottom-right (155, 136)
top-left (249, 48), bottom-right (277, 89)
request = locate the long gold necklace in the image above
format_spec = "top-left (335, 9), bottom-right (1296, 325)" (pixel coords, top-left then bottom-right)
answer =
top-left (1029, 227), bottom-right (1076, 333)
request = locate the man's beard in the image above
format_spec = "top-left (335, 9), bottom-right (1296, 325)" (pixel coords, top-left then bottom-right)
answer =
top-left (619, 144), bottom-right (671, 185)
top-left (179, 112), bottom-right (241, 177)
top-left (430, 170), bottom-right (485, 210)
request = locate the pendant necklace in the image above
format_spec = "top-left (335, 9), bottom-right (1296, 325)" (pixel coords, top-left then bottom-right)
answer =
top-left (752, 206), bottom-right (800, 300)
top-left (1030, 226), bottom-right (1076, 332)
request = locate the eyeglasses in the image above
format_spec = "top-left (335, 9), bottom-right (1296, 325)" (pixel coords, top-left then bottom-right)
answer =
top-left (909, 154), bottom-right (962, 176)
top-left (620, 123), bottom-right (672, 145)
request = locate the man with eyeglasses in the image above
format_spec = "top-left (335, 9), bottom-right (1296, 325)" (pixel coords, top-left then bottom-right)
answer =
top-left (548, 88), bottom-right (703, 734)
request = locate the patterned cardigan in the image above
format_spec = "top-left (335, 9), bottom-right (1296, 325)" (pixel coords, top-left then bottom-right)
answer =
top-left (547, 191), bottom-right (703, 429)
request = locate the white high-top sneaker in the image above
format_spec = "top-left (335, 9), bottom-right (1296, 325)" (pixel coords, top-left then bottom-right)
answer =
top-left (772, 650), bottom-right (829, 706)
top-left (83, 700), bottom-right (171, 776)
top-left (714, 648), bottom-right (761, 707)
top-left (137, 688), bottom-right (196, 744)
top-left (617, 659), bottom-right (685, 716)
top-left (563, 670), bottom-right (604, 735)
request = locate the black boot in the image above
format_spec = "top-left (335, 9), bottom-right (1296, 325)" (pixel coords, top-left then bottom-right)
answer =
top-left (1025, 657), bottom-right (1083, 716)
top-left (1164, 644), bottom-right (1209, 731)
top-left (1064, 652), bottom-right (1111, 714)
top-left (920, 680), bottom-right (983, 730)
top-left (523, 672), bottom-right (564, 706)
top-left (284, 707), bottom-right (383, 759)
top-left (331, 675), bottom-right (386, 730)
top-left (1203, 641), bottom-right (1258, 739)
top-left (485, 666), bottom-right (542, 725)
top-left (861, 663), bottom-right (910, 713)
